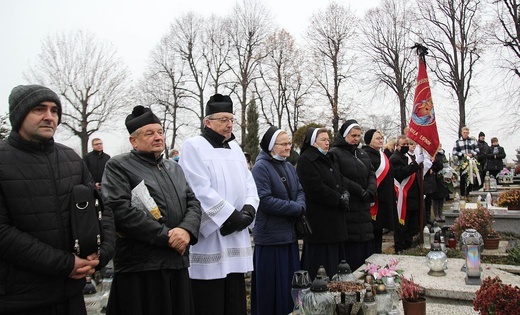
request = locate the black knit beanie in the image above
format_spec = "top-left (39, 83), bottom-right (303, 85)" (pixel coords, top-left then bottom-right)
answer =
top-left (8, 85), bottom-right (62, 131)
top-left (125, 106), bottom-right (161, 134)
top-left (478, 131), bottom-right (485, 137)
top-left (364, 129), bottom-right (377, 145)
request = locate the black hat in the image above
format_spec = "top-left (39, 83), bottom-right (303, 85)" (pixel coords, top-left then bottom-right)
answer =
top-left (339, 119), bottom-right (360, 138)
top-left (8, 85), bottom-right (62, 131)
top-left (260, 126), bottom-right (282, 153)
top-left (206, 94), bottom-right (233, 116)
top-left (125, 106), bottom-right (161, 134)
top-left (479, 131), bottom-right (485, 137)
top-left (364, 129), bottom-right (377, 145)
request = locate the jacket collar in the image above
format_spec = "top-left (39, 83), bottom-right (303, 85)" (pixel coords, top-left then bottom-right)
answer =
top-left (130, 149), bottom-right (163, 165)
top-left (7, 130), bottom-right (55, 153)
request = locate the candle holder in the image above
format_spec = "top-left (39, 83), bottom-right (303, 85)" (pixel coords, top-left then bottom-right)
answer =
top-left (460, 229), bottom-right (483, 285)
top-left (426, 243), bottom-right (448, 276)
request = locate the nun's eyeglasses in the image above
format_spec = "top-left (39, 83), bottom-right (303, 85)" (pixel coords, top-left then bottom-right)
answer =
top-left (275, 142), bottom-right (292, 147)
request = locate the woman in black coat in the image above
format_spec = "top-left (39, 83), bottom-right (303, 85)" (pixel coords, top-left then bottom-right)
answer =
top-left (484, 137), bottom-right (506, 178)
top-left (362, 129), bottom-right (396, 254)
top-left (297, 127), bottom-right (347, 279)
top-left (329, 120), bottom-right (376, 271)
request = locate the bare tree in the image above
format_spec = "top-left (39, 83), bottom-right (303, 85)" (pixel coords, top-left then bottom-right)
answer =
top-left (489, 0), bottom-right (520, 132)
top-left (306, 2), bottom-right (358, 134)
top-left (25, 31), bottom-right (129, 154)
top-left (170, 13), bottom-right (210, 131)
top-left (491, 0), bottom-right (520, 78)
top-left (256, 29), bottom-right (310, 139)
top-left (140, 33), bottom-right (191, 152)
top-left (361, 0), bottom-right (418, 133)
top-left (416, 0), bottom-right (485, 134)
top-left (25, 30), bottom-right (130, 156)
top-left (226, 0), bottom-right (273, 147)
top-left (203, 15), bottom-right (233, 94)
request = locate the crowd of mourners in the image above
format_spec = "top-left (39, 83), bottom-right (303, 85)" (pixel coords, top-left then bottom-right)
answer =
top-left (0, 85), bottom-right (507, 315)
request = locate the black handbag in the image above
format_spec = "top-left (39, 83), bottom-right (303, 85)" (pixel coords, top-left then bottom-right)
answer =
top-left (71, 184), bottom-right (103, 258)
top-left (271, 162), bottom-right (312, 239)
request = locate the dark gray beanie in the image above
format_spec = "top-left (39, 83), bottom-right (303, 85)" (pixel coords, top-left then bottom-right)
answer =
top-left (125, 106), bottom-right (161, 134)
top-left (9, 85), bottom-right (62, 131)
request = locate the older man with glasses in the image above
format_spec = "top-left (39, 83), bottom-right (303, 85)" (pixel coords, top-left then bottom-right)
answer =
top-left (179, 94), bottom-right (259, 315)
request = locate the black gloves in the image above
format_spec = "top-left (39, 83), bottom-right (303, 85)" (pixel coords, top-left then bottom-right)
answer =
top-left (220, 205), bottom-right (256, 236)
top-left (361, 190), bottom-right (372, 202)
top-left (339, 191), bottom-right (350, 211)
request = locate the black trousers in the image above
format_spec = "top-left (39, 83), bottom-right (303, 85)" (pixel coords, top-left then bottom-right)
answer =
top-left (7, 293), bottom-right (87, 315)
top-left (459, 170), bottom-right (473, 197)
top-left (191, 273), bottom-right (247, 315)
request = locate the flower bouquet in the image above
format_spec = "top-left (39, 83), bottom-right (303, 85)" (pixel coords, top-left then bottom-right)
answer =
top-left (459, 156), bottom-right (481, 187)
top-left (364, 258), bottom-right (402, 283)
top-left (451, 206), bottom-right (496, 239)
top-left (473, 276), bottom-right (520, 315)
top-left (496, 189), bottom-right (520, 210)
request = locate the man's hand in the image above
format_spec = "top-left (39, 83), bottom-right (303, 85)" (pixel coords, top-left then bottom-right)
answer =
top-left (69, 254), bottom-right (99, 279)
top-left (168, 227), bottom-right (190, 255)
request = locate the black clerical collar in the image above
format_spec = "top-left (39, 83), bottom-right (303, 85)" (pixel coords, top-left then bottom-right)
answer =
top-left (202, 127), bottom-right (236, 149)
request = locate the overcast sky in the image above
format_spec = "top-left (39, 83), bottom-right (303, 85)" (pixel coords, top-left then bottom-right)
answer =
top-left (1, 0), bottom-right (517, 163)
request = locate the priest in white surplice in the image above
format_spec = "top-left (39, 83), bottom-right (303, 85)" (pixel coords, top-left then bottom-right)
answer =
top-left (179, 94), bottom-right (259, 315)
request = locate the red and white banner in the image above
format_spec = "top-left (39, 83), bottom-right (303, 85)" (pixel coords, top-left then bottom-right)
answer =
top-left (407, 53), bottom-right (440, 157)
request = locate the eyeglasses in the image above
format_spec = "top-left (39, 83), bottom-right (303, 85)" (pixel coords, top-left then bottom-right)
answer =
top-left (93, 143), bottom-right (103, 146)
top-left (317, 138), bottom-right (330, 142)
top-left (275, 142), bottom-right (292, 147)
top-left (209, 117), bottom-right (235, 124)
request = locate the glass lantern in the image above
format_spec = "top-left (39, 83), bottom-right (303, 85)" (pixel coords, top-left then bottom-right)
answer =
top-left (83, 276), bottom-right (103, 315)
top-left (291, 270), bottom-right (312, 315)
top-left (375, 284), bottom-right (392, 314)
top-left (362, 289), bottom-right (377, 315)
top-left (331, 260), bottom-right (357, 282)
top-left (426, 242), bottom-right (448, 276)
top-left (460, 229), bottom-right (483, 273)
top-left (384, 276), bottom-right (399, 312)
top-left (301, 276), bottom-right (336, 315)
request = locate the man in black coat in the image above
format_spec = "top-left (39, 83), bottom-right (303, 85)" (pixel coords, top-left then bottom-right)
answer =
top-left (102, 106), bottom-right (201, 315)
top-left (83, 138), bottom-right (110, 190)
top-left (0, 85), bottom-right (115, 314)
top-left (390, 135), bottom-right (424, 253)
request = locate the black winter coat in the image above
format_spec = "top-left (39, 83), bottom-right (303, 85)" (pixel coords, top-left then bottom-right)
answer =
top-left (83, 150), bottom-right (110, 183)
top-left (329, 139), bottom-right (375, 242)
top-left (423, 156), bottom-right (443, 195)
top-left (0, 132), bottom-right (116, 313)
top-left (296, 146), bottom-right (347, 243)
top-left (484, 145), bottom-right (506, 171)
top-left (362, 146), bottom-right (396, 230)
top-left (102, 150), bottom-right (201, 273)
